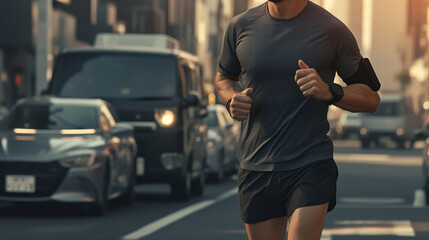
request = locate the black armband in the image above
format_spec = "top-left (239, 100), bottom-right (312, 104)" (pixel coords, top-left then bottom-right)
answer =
top-left (226, 98), bottom-right (232, 117)
top-left (343, 58), bottom-right (381, 91)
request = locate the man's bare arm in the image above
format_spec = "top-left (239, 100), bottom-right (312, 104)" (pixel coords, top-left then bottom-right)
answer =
top-left (214, 72), bottom-right (242, 103)
top-left (215, 72), bottom-right (253, 121)
top-left (335, 83), bottom-right (380, 113)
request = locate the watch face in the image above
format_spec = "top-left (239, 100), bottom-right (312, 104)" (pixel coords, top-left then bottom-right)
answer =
top-left (332, 84), bottom-right (344, 97)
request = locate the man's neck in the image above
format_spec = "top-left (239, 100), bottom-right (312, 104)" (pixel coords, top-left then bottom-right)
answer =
top-left (267, 0), bottom-right (308, 20)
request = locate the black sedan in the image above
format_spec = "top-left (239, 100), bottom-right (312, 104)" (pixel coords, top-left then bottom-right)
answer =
top-left (0, 97), bottom-right (137, 215)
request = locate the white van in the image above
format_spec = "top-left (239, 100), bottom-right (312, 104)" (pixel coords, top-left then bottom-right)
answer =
top-left (358, 93), bottom-right (422, 148)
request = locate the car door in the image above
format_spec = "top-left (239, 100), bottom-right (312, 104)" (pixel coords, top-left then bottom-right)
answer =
top-left (182, 63), bottom-right (204, 174)
top-left (218, 108), bottom-right (235, 166)
top-left (100, 104), bottom-right (128, 192)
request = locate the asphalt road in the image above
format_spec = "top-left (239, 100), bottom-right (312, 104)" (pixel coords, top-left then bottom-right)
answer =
top-left (0, 140), bottom-right (428, 240)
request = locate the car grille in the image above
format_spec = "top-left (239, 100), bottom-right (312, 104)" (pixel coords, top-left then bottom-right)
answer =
top-left (0, 161), bottom-right (69, 198)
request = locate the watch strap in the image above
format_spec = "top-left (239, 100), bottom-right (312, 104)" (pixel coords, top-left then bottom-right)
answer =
top-left (325, 83), bottom-right (344, 105)
top-left (226, 98), bottom-right (232, 116)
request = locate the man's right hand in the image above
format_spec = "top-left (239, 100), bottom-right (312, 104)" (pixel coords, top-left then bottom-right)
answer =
top-left (230, 88), bottom-right (253, 121)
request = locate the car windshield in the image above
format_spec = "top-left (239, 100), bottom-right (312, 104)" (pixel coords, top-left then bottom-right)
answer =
top-left (50, 52), bottom-right (178, 99)
top-left (370, 102), bottom-right (402, 116)
top-left (2, 104), bottom-right (99, 130)
top-left (206, 110), bottom-right (218, 127)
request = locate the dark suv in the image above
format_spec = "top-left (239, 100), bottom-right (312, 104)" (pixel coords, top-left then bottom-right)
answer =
top-left (47, 34), bottom-right (207, 200)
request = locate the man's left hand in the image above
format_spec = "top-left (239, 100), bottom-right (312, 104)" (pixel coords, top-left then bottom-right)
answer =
top-left (295, 60), bottom-right (333, 101)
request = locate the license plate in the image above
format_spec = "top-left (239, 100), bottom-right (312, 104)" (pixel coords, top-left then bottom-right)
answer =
top-left (6, 175), bottom-right (36, 193)
top-left (136, 157), bottom-right (145, 176)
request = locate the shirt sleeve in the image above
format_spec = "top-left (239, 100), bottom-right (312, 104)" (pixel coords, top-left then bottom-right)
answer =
top-left (334, 24), bottom-right (362, 82)
top-left (218, 19), bottom-right (241, 78)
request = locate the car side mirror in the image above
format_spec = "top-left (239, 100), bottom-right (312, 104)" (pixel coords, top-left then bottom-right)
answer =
top-left (187, 91), bottom-right (201, 106)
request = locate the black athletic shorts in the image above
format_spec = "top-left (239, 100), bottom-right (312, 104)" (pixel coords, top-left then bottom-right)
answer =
top-left (238, 158), bottom-right (338, 224)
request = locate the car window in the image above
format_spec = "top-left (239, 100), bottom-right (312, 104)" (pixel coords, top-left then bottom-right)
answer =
top-left (206, 109), bottom-right (218, 127)
top-left (2, 104), bottom-right (99, 130)
top-left (51, 53), bottom-right (178, 99)
top-left (370, 101), bottom-right (403, 116)
top-left (217, 110), bottom-right (226, 129)
top-left (182, 64), bottom-right (197, 91)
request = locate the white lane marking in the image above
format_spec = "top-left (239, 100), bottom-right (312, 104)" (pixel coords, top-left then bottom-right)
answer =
top-left (121, 188), bottom-right (237, 240)
top-left (323, 220), bottom-right (415, 237)
top-left (340, 197), bottom-right (405, 204)
top-left (337, 204), bottom-right (415, 209)
top-left (336, 153), bottom-right (390, 161)
top-left (334, 153), bottom-right (422, 166)
top-left (320, 234), bottom-right (332, 240)
top-left (413, 189), bottom-right (426, 208)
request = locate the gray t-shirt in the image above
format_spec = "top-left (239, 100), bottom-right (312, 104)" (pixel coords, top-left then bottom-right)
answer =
top-left (218, 1), bottom-right (362, 171)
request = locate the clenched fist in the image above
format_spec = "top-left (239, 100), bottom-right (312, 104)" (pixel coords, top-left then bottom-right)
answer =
top-left (230, 88), bottom-right (253, 121)
top-left (294, 60), bottom-right (333, 102)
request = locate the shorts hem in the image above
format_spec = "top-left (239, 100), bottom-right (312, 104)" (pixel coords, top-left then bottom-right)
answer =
top-left (241, 214), bottom-right (288, 224)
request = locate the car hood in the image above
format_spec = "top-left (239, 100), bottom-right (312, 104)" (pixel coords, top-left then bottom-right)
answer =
top-left (0, 132), bottom-right (105, 162)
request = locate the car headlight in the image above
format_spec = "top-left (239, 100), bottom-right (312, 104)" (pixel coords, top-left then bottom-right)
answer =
top-left (155, 108), bottom-right (177, 127)
top-left (59, 154), bottom-right (96, 168)
top-left (396, 128), bottom-right (404, 136)
top-left (207, 140), bottom-right (215, 148)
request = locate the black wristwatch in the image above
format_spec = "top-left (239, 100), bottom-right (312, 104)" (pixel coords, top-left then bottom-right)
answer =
top-left (226, 98), bottom-right (232, 116)
top-left (325, 83), bottom-right (344, 105)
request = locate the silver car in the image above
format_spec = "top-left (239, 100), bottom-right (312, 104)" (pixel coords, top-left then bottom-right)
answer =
top-left (0, 97), bottom-right (137, 215)
top-left (205, 104), bottom-right (239, 182)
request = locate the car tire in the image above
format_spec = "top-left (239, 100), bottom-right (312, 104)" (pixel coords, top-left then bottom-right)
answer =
top-left (171, 170), bottom-right (191, 201)
top-left (425, 179), bottom-right (429, 205)
top-left (397, 140), bottom-right (406, 149)
top-left (117, 155), bottom-right (136, 206)
top-left (214, 150), bottom-right (224, 183)
top-left (191, 155), bottom-right (206, 196)
top-left (361, 139), bottom-right (370, 149)
top-left (89, 164), bottom-right (110, 215)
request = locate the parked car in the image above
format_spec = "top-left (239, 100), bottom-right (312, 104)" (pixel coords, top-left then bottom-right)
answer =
top-left (337, 112), bottom-right (363, 140)
top-left (359, 93), bottom-right (422, 148)
top-left (46, 33), bottom-right (207, 201)
top-left (205, 105), bottom-right (239, 182)
top-left (421, 131), bottom-right (429, 203)
top-left (0, 97), bottom-right (137, 215)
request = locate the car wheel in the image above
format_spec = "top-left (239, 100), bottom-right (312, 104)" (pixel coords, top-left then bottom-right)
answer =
top-left (89, 165), bottom-right (110, 215)
top-left (191, 155), bottom-right (206, 196)
top-left (361, 139), bottom-right (370, 149)
top-left (397, 140), bottom-right (406, 149)
top-left (214, 150), bottom-right (224, 183)
top-left (425, 178), bottom-right (429, 205)
top-left (171, 170), bottom-right (191, 201)
top-left (117, 156), bottom-right (136, 206)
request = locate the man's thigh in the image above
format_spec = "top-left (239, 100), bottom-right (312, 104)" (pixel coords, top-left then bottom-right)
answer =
top-left (245, 216), bottom-right (288, 240)
top-left (287, 203), bottom-right (329, 240)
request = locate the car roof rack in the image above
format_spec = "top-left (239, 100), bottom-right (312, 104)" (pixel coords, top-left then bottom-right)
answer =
top-left (94, 33), bottom-right (180, 51)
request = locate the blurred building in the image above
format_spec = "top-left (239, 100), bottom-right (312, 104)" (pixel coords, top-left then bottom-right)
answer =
top-left (317, 0), bottom-right (428, 116)
top-left (0, 0), bottom-right (119, 108)
top-left (0, 0), bottom-right (249, 109)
